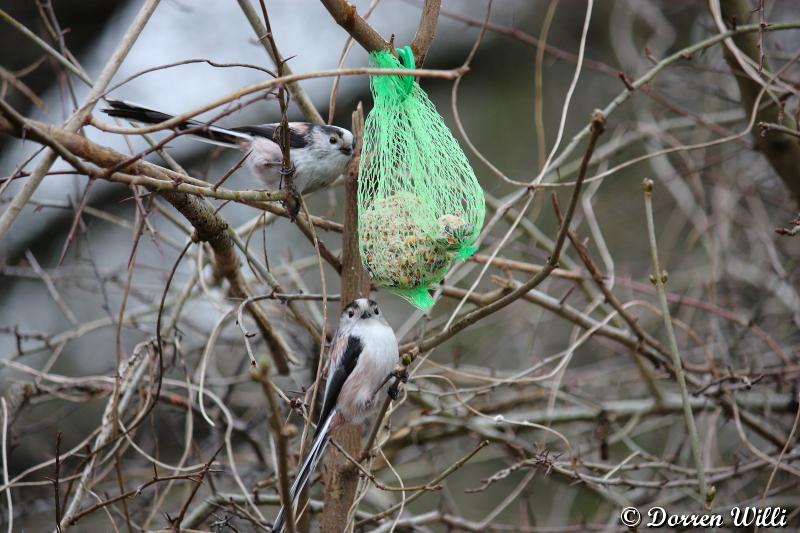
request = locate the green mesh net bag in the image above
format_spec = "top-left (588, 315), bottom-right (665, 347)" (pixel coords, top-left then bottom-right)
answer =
top-left (359, 46), bottom-right (485, 309)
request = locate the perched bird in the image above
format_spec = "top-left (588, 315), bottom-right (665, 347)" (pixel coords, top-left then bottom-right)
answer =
top-left (273, 298), bottom-right (399, 532)
top-left (102, 100), bottom-right (354, 195)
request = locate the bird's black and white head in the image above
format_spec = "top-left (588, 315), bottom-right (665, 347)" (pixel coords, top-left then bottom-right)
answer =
top-left (340, 298), bottom-right (385, 327)
top-left (270, 123), bottom-right (354, 194)
top-left (308, 124), bottom-right (353, 162)
top-left (247, 122), bottom-right (352, 160)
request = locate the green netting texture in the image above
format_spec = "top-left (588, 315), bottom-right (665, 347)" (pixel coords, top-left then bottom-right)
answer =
top-left (358, 47), bottom-right (485, 310)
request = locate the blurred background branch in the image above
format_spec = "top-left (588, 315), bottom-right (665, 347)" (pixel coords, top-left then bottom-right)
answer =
top-left (717, 0), bottom-right (800, 203)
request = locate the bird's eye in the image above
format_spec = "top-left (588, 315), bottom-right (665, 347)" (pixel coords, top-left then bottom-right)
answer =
top-left (347, 308), bottom-right (355, 318)
top-left (329, 136), bottom-right (337, 144)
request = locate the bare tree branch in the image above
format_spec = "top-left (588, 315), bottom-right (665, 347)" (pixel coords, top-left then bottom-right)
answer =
top-left (0, 0), bottom-right (160, 241)
top-left (717, 0), bottom-right (800, 203)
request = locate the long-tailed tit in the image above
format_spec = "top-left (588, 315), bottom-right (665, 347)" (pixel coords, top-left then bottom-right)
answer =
top-left (102, 100), bottom-right (354, 195)
top-left (273, 298), bottom-right (399, 533)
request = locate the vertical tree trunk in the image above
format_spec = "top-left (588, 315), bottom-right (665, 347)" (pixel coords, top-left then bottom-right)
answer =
top-left (320, 106), bottom-right (370, 533)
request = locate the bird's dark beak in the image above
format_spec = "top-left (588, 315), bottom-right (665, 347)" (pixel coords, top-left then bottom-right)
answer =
top-left (340, 147), bottom-right (352, 156)
top-left (360, 311), bottom-right (370, 319)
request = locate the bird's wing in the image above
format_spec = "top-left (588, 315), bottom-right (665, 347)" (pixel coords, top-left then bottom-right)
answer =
top-left (232, 123), bottom-right (311, 149)
top-left (316, 334), bottom-right (363, 438)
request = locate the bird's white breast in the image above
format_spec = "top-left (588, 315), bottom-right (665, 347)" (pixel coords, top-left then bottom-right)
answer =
top-left (355, 319), bottom-right (399, 372)
top-left (335, 319), bottom-right (398, 422)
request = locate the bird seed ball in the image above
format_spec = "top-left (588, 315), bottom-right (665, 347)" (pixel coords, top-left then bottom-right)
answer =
top-left (361, 193), bottom-right (454, 289)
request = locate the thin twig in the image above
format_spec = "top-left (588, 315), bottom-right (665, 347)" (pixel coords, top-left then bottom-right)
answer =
top-left (758, 121), bottom-right (800, 138)
top-left (356, 440), bottom-right (489, 526)
top-left (0, 8), bottom-right (90, 84)
top-left (23, 250), bottom-right (79, 326)
top-left (172, 446), bottom-right (224, 530)
top-left (87, 66), bottom-right (466, 136)
top-left (642, 178), bottom-right (709, 506)
top-left (1, 399), bottom-right (11, 533)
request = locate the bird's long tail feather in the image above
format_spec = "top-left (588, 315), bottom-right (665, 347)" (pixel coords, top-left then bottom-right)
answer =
top-left (272, 413), bottom-right (334, 532)
top-left (102, 99), bottom-right (253, 148)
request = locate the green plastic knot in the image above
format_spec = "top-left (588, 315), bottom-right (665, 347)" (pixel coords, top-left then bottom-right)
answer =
top-left (369, 45), bottom-right (417, 102)
top-left (396, 45), bottom-right (416, 98)
top-left (453, 244), bottom-right (478, 262)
